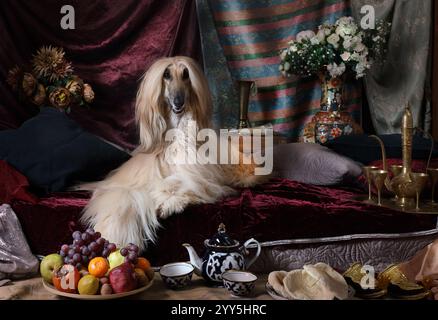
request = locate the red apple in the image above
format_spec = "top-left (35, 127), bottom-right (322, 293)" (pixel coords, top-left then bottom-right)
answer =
top-left (109, 262), bottom-right (137, 293)
top-left (52, 265), bottom-right (80, 293)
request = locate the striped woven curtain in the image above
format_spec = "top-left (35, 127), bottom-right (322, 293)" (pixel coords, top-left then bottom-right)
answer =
top-left (197, 0), bottom-right (362, 140)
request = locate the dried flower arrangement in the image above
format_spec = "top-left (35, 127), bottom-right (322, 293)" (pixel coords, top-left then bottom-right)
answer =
top-left (7, 46), bottom-right (94, 112)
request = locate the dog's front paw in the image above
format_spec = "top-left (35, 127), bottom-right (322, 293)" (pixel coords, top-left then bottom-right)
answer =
top-left (156, 203), bottom-right (173, 219)
top-left (156, 196), bottom-right (189, 219)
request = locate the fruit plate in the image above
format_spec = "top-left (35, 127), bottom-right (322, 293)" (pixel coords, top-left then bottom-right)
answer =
top-left (42, 278), bottom-right (154, 300)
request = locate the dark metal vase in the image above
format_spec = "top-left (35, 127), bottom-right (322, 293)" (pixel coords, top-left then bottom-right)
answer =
top-left (237, 80), bottom-right (254, 129)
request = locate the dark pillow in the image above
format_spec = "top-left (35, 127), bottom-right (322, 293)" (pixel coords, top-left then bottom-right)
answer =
top-left (324, 134), bottom-right (438, 165)
top-left (0, 108), bottom-right (131, 193)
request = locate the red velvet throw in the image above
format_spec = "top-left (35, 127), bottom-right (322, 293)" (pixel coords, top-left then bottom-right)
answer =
top-left (0, 0), bottom-right (201, 150)
top-left (2, 160), bottom-right (436, 266)
top-left (0, 161), bottom-right (38, 204)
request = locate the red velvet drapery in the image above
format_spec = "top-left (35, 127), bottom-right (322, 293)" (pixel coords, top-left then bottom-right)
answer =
top-left (0, 0), bottom-right (201, 150)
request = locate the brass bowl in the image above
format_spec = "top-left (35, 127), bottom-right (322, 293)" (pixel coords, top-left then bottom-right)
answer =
top-left (390, 165), bottom-right (403, 177)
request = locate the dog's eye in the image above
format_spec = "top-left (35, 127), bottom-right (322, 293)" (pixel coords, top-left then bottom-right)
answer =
top-left (182, 68), bottom-right (189, 80)
top-left (163, 69), bottom-right (171, 80)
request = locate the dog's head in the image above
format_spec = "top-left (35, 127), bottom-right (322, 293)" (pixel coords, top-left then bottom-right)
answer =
top-left (135, 56), bottom-right (212, 152)
top-left (162, 62), bottom-right (191, 115)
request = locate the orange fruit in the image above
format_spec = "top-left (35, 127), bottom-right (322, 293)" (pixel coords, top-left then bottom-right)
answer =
top-left (135, 257), bottom-right (151, 272)
top-left (88, 257), bottom-right (110, 278)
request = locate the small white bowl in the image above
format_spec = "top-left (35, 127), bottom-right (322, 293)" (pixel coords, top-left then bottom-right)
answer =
top-left (222, 270), bottom-right (257, 297)
top-left (159, 262), bottom-right (194, 290)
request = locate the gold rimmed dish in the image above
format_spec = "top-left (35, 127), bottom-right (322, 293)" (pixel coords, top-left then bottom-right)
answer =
top-left (343, 263), bottom-right (387, 300)
top-left (377, 264), bottom-right (431, 300)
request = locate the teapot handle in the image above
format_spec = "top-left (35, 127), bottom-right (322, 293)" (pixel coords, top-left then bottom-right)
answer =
top-left (243, 238), bottom-right (261, 269)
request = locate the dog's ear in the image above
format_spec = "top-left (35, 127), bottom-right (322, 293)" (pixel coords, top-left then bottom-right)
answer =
top-left (181, 57), bottom-right (212, 129)
top-left (135, 60), bottom-right (169, 153)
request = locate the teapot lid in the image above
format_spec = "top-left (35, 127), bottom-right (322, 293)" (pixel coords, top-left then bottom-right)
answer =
top-left (207, 223), bottom-right (238, 247)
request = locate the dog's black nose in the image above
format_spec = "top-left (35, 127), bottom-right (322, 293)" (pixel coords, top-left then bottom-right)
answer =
top-left (173, 95), bottom-right (185, 108)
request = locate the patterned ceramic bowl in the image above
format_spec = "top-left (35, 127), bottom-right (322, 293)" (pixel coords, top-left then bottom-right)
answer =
top-left (159, 262), bottom-right (194, 290)
top-left (222, 270), bottom-right (257, 297)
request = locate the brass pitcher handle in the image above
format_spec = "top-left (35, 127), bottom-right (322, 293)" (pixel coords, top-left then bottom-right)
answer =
top-left (369, 135), bottom-right (393, 192)
top-left (414, 127), bottom-right (434, 171)
top-left (369, 135), bottom-right (388, 171)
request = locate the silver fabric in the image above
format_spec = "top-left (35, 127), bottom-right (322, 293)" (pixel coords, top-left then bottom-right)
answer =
top-left (0, 204), bottom-right (39, 283)
top-left (248, 228), bottom-right (438, 274)
top-left (351, 0), bottom-right (432, 133)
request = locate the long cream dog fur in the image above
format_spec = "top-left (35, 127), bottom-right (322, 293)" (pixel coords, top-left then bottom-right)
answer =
top-left (81, 56), bottom-right (263, 251)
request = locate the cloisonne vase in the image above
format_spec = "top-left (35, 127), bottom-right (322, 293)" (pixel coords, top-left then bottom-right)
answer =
top-left (303, 73), bottom-right (362, 144)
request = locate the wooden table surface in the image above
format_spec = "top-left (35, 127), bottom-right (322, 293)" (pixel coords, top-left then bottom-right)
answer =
top-left (0, 273), bottom-right (273, 300)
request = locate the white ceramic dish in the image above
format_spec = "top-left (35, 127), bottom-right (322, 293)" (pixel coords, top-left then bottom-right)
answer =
top-left (42, 278), bottom-right (154, 300)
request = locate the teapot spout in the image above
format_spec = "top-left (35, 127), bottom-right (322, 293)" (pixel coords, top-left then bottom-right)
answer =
top-left (182, 243), bottom-right (203, 276)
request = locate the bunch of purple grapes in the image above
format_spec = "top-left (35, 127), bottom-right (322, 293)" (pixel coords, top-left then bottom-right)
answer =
top-left (120, 243), bottom-right (139, 264)
top-left (59, 228), bottom-right (117, 269)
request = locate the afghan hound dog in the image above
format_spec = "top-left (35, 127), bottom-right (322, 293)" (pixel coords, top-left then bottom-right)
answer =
top-left (81, 56), bottom-right (265, 251)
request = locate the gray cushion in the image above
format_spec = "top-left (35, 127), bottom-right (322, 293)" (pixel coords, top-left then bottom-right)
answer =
top-left (273, 143), bottom-right (362, 186)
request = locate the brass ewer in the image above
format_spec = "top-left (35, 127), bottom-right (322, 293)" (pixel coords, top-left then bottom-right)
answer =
top-left (237, 80), bottom-right (255, 129)
top-left (370, 106), bottom-right (426, 208)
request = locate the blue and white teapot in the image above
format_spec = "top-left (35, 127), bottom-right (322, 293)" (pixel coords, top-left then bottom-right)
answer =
top-left (183, 223), bottom-right (261, 284)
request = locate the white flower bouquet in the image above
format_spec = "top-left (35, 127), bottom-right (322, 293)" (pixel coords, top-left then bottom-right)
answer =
top-left (279, 16), bottom-right (390, 79)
